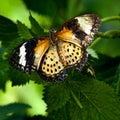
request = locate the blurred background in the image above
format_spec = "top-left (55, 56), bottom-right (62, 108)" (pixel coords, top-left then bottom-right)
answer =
top-left (0, 0), bottom-right (120, 117)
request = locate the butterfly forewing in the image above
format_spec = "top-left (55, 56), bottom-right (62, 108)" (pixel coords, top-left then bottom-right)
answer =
top-left (34, 37), bottom-right (50, 69)
top-left (56, 14), bottom-right (100, 47)
top-left (9, 37), bottom-right (50, 73)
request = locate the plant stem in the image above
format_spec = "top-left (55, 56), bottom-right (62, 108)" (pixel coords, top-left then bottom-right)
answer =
top-left (96, 30), bottom-right (120, 38)
top-left (101, 16), bottom-right (120, 23)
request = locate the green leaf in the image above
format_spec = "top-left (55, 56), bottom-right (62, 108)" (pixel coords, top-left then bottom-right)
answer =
top-left (8, 67), bottom-right (30, 86)
top-left (44, 82), bottom-right (70, 112)
top-left (45, 73), bottom-right (120, 120)
top-left (92, 55), bottom-right (119, 86)
top-left (47, 107), bottom-right (69, 120)
top-left (17, 20), bottom-right (33, 40)
top-left (87, 48), bottom-right (98, 59)
top-left (0, 103), bottom-right (31, 120)
top-left (69, 79), bottom-right (120, 120)
top-left (29, 13), bottom-right (44, 36)
top-left (0, 15), bottom-right (18, 45)
top-left (91, 37), bottom-right (120, 57)
top-left (23, 0), bottom-right (57, 16)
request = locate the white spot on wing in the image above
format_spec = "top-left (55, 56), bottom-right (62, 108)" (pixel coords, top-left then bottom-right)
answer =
top-left (19, 42), bottom-right (27, 67)
top-left (75, 17), bottom-right (92, 35)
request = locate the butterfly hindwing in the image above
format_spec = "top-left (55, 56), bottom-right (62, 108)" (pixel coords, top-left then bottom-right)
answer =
top-left (37, 45), bottom-right (68, 82)
top-left (57, 40), bottom-right (83, 66)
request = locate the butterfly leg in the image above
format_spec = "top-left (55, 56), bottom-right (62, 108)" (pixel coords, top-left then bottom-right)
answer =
top-left (85, 62), bottom-right (95, 76)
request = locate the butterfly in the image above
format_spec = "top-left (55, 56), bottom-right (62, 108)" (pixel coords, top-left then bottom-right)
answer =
top-left (9, 14), bottom-right (100, 82)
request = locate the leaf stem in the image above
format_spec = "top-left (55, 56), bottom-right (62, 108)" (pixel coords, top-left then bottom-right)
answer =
top-left (101, 16), bottom-right (120, 23)
top-left (70, 90), bottom-right (83, 109)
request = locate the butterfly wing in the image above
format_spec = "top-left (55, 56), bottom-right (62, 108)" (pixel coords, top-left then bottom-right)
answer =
top-left (9, 36), bottom-right (67, 82)
top-left (55, 14), bottom-right (100, 70)
top-left (37, 44), bottom-right (68, 82)
top-left (9, 14), bottom-right (100, 82)
top-left (9, 37), bottom-right (50, 73)
top-left (56, 14), bottom-right (100, 47)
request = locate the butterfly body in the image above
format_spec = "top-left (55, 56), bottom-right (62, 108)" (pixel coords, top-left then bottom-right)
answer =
top-left (9, 14), bottom-right (100, 82)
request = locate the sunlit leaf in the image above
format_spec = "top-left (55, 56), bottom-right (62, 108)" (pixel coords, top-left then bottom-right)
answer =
top-left (87, 48), bottom-right (98, 59)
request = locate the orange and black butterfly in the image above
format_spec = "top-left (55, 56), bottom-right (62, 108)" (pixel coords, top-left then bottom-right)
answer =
top-left (9, 14), bottom-right (101, 82)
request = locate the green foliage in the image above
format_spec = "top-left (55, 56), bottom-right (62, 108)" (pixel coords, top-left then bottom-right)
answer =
top-left (45, 74), bottom-right (120, 120)
top-left (87, 48), bottom-right (98, 59)
top-left (0, 15), bottom-right (18, 42)
top-left (17, 20), bottom-right (33, 40)
top-left (44, 83), bottom-right (70, 112)
top-left (0, 0), bottom-right (120, 120)
top-left (0, 58), bottom-right (9, 90)
top-left (115, 64), bottom-right (120, 94)
top-left (29, 13), bottom-right (44, 36)
top-left (0, 103), bottom-right (30, 120)
top-left (8, 67), bottom-right (31, 86)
